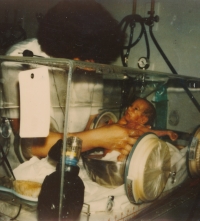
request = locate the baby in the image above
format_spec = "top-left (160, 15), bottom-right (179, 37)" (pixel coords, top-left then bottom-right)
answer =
top-left (104, 98), bottom-right (178, 161)
top-left (118, 98), bottom-right (178, 140)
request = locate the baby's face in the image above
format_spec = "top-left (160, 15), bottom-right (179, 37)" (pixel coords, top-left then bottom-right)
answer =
top-left (124, 99), bottom-right (150, 124)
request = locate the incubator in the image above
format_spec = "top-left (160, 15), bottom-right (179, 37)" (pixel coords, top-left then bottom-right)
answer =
top-left (0, 55), bottom-right (200, 220)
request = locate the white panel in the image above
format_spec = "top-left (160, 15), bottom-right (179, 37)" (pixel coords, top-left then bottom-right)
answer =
top-left (19, 67), bottom-right (50, 137)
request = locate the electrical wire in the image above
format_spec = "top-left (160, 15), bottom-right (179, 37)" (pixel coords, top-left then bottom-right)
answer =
top-left (0, 145), bottom-right (22, 220)
top-left (119, 14), bottom-right (146, 67)
top-left (119, 0), bottom-right (200, 112)
top-left (0, 144), bottom-right (15, 180)
top-left (149, 26), bottom-right (178, 75)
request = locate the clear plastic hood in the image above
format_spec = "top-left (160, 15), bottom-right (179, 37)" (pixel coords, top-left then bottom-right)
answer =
top-left (0, 55), bottom-right (200, 220)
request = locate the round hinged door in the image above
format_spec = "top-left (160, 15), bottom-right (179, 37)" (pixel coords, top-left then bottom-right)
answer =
top-left (125, 133), bottom-right (171, 204)
top-left (90, 111), bottom-right (118, 129)
top-left (187, 125), bottom-right (200, 178)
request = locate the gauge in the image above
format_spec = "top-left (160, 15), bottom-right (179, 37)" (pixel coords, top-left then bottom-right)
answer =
top-left (137, 57), bottom-right (150, 70)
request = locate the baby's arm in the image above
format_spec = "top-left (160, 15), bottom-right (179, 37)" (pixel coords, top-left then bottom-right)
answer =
top-left (126, 123), bottom-right (178, 141)
top-left (148, 129), bottom-right (178, 141)
top-left (106, 124), bottom-right (178, 162)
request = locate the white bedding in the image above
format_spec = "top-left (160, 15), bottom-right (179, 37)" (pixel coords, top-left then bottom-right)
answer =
top-left (10, 144), bottom-right (188, 221)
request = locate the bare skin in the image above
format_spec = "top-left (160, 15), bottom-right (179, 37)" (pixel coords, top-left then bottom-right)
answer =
top-left (104, 98), bottom-right (178, 161)
top-left (118, 98), bottom-right (178, 141)
top-left (29, 124), bottom-right (143, 158)
top-left (10, 115), bottom-right (144, 159)
top-left (6, 61), bottom-right (144, 161)
top-left (9, 99), bottom-right (178, 161)
top-left (120, 122), bottom-right (178, 141)
top-left (7, 61), bottom-right (144, 160)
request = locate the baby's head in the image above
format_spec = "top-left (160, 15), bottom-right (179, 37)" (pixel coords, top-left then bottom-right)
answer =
top-left (123, 98), bottom-right (156, 126)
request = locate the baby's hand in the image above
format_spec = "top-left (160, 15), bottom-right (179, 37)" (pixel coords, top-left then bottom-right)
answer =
top-left (124, 122), bottom-right (179, 141)
top-left (95, 123), bottom-right (143, 156)
top-left (167, 131), bottom-right (178, 141)
top-left (117, 153), bottom-right (127, 162)
top-left (103, 149), bottom-right (127, 162)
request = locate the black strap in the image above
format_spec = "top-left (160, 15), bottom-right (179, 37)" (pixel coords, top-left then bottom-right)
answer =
top-left (0, 144), bottom-right (16, 180)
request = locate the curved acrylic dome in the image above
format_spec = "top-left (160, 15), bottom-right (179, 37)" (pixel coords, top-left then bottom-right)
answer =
top-left (187, 125), bottom-right (200, 178)
top-left (125, 133), bottom-right (171, 204)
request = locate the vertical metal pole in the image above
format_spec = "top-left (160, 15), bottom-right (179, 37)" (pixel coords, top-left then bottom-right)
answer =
top-left (58, 60), bottom-right (74, 221)
top-left (150, 0), bottom-right (155, 17)
top-left (132, 0), bottom-right (137, 15)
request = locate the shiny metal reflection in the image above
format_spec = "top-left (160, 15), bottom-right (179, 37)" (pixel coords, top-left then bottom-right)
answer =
top-left (82, 150), bottom-right (125, 188)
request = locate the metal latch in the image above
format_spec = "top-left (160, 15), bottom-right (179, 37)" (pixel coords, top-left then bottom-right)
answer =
top-left (189, 137), bottom-right (198, 160)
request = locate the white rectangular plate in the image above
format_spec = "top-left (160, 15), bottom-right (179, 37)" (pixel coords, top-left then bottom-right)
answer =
top-left (19, 67), bottom-right (50, 137)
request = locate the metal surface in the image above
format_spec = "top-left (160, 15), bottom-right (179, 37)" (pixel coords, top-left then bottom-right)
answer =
top-left (82, 150), bottom-right (125, 188)
top-left (82, 110), bottom-right (124, 188)
top-left (82, 132), bottom-right (171, 198)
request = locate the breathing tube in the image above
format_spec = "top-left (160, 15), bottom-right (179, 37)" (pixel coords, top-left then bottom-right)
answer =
top-left (119, 14), bottom-right (150, 67)
top-left (119, 0), bottom-right (200, 112)
top-left (148, 23), bottom-right (200, 112)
